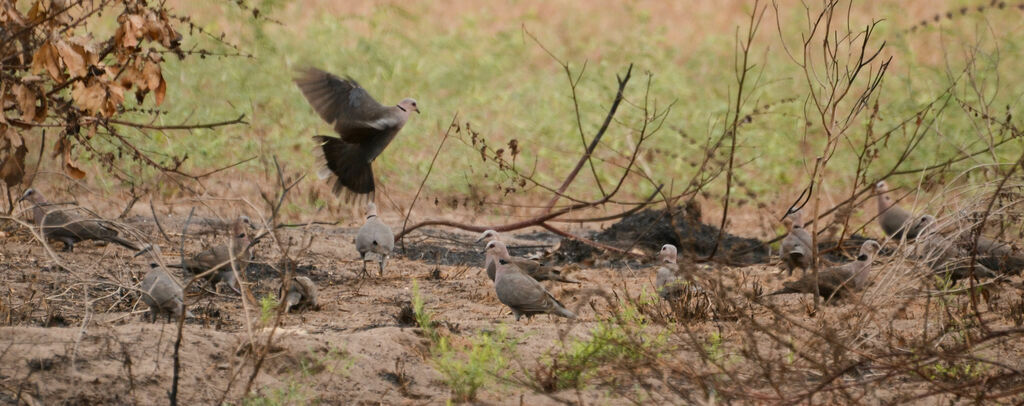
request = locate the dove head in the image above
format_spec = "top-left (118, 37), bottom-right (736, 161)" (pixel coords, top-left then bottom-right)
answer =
top-left (485, 240), bottom-right (511, 261)
top-left (476, 229), bottom-right (499, 243)
top-left (857, 240), bottom-right (881, 261)
top-left (233, 216), bottom-right (252, 244)
top-left (397, 98), bottom-right (420, 114)
top-left (17, 188), bottom-right (44, 204)
top-left (787, 210), bottom-right (804, 228)
top-left (912, 214), bottom-right (938, 236)
top-left (659, 244), bottom-right (678, 264)
top-left (875, 181), bottom-right (894, 208)
top-left (365, 202), bottom-right (378, 218)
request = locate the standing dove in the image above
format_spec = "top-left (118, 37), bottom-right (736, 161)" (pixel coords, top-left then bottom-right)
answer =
top-left (356, 202), bottom-right (394, 276)
top-left (169, 216), bottom-right (254, 294)
top-left (282, 276), bottom-right (319, 313)
top-left (140, 263), bottom-right (192, 322)
top-left (295, 67), bottom-right (419, 202)
top-left (781, 210), bottom-right (814, 276)
top-left (970, 236), bottom-right (1024, 276)
top-left (875, 181), bottom-right (928, 239)
top-left (477, 230), bottom-right (578, 283)
top-left (17, 188), bottom-right (140, 252)
top-left (768, 240), bottom-right (881, 300)
top-left (487, 240), bottom-right (576, 321)
top-left (655, 244), bottom-right (688, 300)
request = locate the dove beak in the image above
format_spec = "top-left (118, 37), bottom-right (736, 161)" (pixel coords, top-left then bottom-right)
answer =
top-left (414, 107), bottom-right (421, 114)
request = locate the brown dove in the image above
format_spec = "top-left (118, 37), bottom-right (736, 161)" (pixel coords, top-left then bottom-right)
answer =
top-left (768, 240), bottom-right (881, 300)
top-left (486, 240), bottom-right (576, 321)
top-left (140, 263), bottom-right (192, 322)
top-left (913, 215), bottom-right (998, 281)
top-left (477, 230), bottom-right (578, 283)
top-left (780, 210), bottom-right (813, 276)
top-left (282, 276), bottom-right (319, 313)
top-left (875, 181), bottom-right (928, 239)
top-left (169, 216), bottom-right (254, 293)
top-left (18, 188), bottom-right (140, 252)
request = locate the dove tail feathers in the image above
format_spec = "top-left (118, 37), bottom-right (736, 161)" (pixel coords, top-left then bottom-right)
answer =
top-left (554, 303), bottom-right (577, 319)
top-left (314, 135), bottom-right (375, 203)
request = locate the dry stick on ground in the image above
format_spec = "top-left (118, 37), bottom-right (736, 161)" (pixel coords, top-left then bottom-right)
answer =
top-left (399, 113), bottom-right (458, 253)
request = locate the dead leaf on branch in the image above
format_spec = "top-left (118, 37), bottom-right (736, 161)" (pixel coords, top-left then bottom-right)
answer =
top-left (59, 138), bottom-right (86, 180)
top-left (30, 42), bottom-right (63, 82)
top-left (11, 84), bottom-right (38, 122)
top-left (0, 125), bottom-right (28, 186)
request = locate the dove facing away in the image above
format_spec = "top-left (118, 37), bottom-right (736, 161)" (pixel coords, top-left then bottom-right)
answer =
top-left (140, 263), bottom-right (192, 322)
top-left (168, 216), bottom-right (254, 294)
top-left (18, 188), bottom-right (140, 252)
top-left (781, 210), bottom-right (813, 276)
top-left (295, 67), bottom-right (419, 203)
top-left (875, 181), bottom-right (929, 239)
top-left (476, 230), bottom-right (578, 283)
top-left (768, 240), bottom-right (881, 300)
top-left (282, 276), bottom-right (319, 313)
top-left (487, 240), bottom-right (576, 321)
top-left (356, 202), bottom-right (394, 277)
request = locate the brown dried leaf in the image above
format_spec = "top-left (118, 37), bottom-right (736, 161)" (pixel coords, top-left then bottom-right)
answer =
top-left (142, 61), bottom-right (162, 91)
top-left (55, 39), bottom-right (87, 78)
top-left (71, 81), bottom-right (106, 115)
top-left (0, 126), bottom-right (28, 187)
top-left (64, 148), bottom-right (86, 180)
top-left (11, 84), bottom-right (37, 122)
top-left (116, 14), bottom-right (146, 49)
top-left (30, 42), bottom-right (63, 82)
top-left (154, 75), bottom-right (166, 106)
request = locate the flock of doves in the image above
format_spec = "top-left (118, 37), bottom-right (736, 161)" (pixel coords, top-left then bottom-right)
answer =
top-left (13, 67), bottom-right (1024, 323)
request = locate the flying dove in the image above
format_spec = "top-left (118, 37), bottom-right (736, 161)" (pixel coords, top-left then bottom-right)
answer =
top-left (486, 240), bottom-right (576, 321)
top-left (295, 67), bottom-right (419, 202)
top-left (768, 240), bottom-right (881, 300)
top-left (282, 276), bottom-right (319, 313)
top-left (476, 230), bottom-right (578, 283)
top-left (140, 263), bottom-right (192, 322)
top-left (913, 215), bottom-right (998, 281)
top-left (17, 188), bottom-right (140, 252)
top-left (169, 216), bottom-right (254, 294)
top-left (875, 181), bottom-right (928, 239)
top-left (356, 202), bottom-right (394, 277)
top-left (780, 210), bottom-right (813, 276)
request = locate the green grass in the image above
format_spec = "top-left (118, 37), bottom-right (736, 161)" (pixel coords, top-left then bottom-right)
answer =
top-left (85, 1), bottom-right (1024, 214)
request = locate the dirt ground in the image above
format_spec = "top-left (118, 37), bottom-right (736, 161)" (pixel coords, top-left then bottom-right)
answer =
top-left (2, 209), bottom-right (1024, 405)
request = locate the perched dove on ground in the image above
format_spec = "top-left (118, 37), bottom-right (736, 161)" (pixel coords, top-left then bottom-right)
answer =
top-left (282, 276), bottom-right (319, 313)
top-left (913, 215), bottom-right (998, 281)
top-left (487, 240), bottom-right (576, 321)
top-left (971, 236), bottom-right (1024, 276)
top-left (768, 240), bottom-right (881, 300)
top-left (168, 216), bottom-right (254, 294)
top-left (655, 244), bottom-right (688, 300)
top-left (295, 67), bottom-right (420, 202)
top-left (140, 263), bottom-right (192, 322)
top-left (780, 210), bottom-right (813, 276)
top-left (875, 181), bottom-right (927, 239)
top-left (17, 188), bottom-right (140, 252)
top-left (356, 202), bottom-right (394, 276)
top-left (477, 230), bottom-right (578, 283)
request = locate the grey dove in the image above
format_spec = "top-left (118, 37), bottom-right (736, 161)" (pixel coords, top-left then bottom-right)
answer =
top-left (282, 276), bottom-right (319, 313)
top-left (17, 188), bottom-right (140, 252)
top-left (913, 215), bottom-right (998, 281)
top-left (356, 202), bottom-right (394, 276)
top-left (168, 216), bottom-right (254, 293)
top-left (875, 181), bottom-right (928, 239)
top-left (655, 244), bottom-right (687, 300)
top-left (971, 236), bottom-right (1024, 276)
top-left (780, 210), bottom-right (813, 276)
top-left (295, 67), bottom-right (419, 202)
top-left (768, 240), bottom-right (881, 300)
top-left (477, 230), bottom-right (579, 284)
top-left (140, 263), bottom-right (192, 322)
top-left (486, 240), bottom-right (576, 321)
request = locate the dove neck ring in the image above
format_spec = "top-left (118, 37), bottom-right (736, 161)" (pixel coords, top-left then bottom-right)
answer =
top-left (366, 214), bottom-right (377, 220)
top-left (396, 105), bottom-right (407, 112)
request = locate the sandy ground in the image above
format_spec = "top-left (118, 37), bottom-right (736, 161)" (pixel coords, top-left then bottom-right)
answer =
top-left (2, 211), bottom-right (1023, 405)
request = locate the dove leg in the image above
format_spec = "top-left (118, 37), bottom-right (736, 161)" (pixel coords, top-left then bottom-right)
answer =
top-left (359, 252), bottom-right (369, 278)
top-left (58, 238), bottom-right (75, 252)
top-left (378, 255), bottom-right (386, 277)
